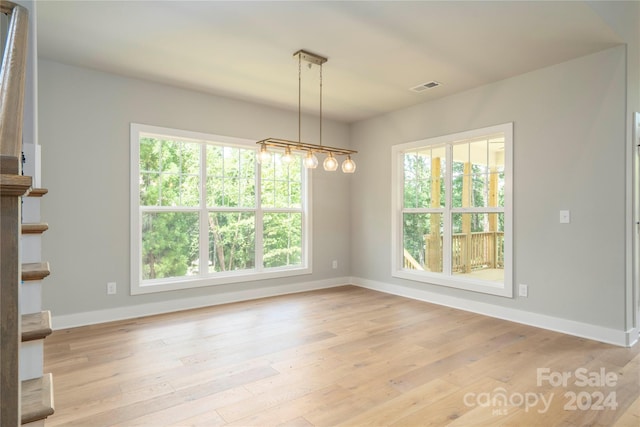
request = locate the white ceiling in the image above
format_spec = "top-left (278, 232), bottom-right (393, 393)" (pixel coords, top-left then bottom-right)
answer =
top-left (35, 1), bottom-right (622, 123)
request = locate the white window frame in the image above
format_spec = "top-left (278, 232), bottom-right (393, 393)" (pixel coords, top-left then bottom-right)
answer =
top-left (391, 123), bottom-right (513, 297)
top-left (130, 123), bottom-right (312, 295)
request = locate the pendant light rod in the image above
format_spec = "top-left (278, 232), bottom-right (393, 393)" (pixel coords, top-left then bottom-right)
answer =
top-left (256, 49), bottom-right (357, 172)
top-left (298, 51), bottom-right (301, 144)
top-left (256, 138), bottom-right (357, 156)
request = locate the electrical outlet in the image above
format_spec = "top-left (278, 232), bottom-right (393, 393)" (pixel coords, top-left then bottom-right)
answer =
top-left (518, 284), bottom-right (528, 297)
top-left (332, 260), bottom-right (338, 269)
top-left (107, 282), bottom-right (117, 295)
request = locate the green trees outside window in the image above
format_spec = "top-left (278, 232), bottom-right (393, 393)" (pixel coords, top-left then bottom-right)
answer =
top-left (135, 129), bottom-right (307, 286)
top-left (400, 134), bottom-right (506, 282)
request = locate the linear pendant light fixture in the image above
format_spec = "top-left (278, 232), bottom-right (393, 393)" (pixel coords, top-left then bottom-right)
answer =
top-left (256, 49), bottom-right (357, 173)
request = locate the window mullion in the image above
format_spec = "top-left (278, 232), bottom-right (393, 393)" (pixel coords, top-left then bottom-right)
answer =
top-left (443, 144), bottom-right (453, 276)
top-left (199, 143), bottom-right (208, 277)
top-left (255, 153), bottom-right (264, 272)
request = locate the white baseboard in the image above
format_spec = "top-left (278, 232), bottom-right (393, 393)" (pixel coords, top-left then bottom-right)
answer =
top-left (52, 275), bottom-right (636, 348)
top-left (351, 277), bottom-right (634, 347)
top-left (52, 277), bottom-right (350, 330)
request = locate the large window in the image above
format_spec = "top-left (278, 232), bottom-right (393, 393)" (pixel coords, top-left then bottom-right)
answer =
top-left (131, 124), bottom-right (310, 294)
top-left (392, 123), bottom-right (513, 297)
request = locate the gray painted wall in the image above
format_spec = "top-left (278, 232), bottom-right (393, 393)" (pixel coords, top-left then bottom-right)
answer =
top-left (38, 35), bottom-right (636, 336)
top-left (350, 46), bottom-right (628, 331)
top-left (39, 59), bottom-right (352, 316)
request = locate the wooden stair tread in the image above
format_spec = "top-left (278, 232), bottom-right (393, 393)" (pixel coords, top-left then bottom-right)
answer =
top-left (21, 222), bottom-right (48, 234)
top-left (21, 262), bottom-right (50, 281)
top-left (21, 311), bottom-right (52, 342)
top-left (0, 173), bottom-right (31, 196)
top-left (21, 373), bottom-right (54, 424)
top-left (26, 187), bottom-right (47, 197)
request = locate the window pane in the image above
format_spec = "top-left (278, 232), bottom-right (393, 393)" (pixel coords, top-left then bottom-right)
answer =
top-left (140, 172), bottom-right (160, 206)
top-left (453, 138), bottom-right (506, 209)
top-left (451, 212), bottom-right (504, 282)
top-left (161, 140), bottom-right (180, 173)
top-left (209, 212), bottom-right (255, 272)
top-left (140, 137), bottom-right (160, 172)
top-left (402, 213), bottom-right (443, 273)
top-left (138, 137), bottom-right (203, 208)
top-left (488, 171), bottom-right (504, 208)
top-left (141, 211), bottom-right (199, 280)
top-left (263, 212), bottom-right (302, 268)
top-left (161, 174), bottom-right (181, 206)
top-left (471, 173), bottom-right (488, 208)
top-left (181, 142), bottom-right (200, 174)
top-left (240, 179), bottom-right (255, 207)
top-left (470, 139), bottom-right (488, 173)
top-left (206, 145), bottom-right (255, 208)
top-left (206, 145), bottom-right (224, 178)
top-left (262, 154), bottom-right (302, 209)
top-left (403, 148), bottom-right (445, 209)
top-left (489, 140), bottom-right (505, 173)
top-left (181, 175), bottom-right (200, 207)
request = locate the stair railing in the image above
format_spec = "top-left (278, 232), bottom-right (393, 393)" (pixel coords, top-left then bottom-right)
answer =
top-left (0, 1), bottom-right (28, 159)
top-left (0, 2), bottom-right (30, 426)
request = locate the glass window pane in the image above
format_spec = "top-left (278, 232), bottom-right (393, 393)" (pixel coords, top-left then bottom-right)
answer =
top-left (451, 212), bottom-right (504, 283)
top-left (181, 175), bottom-right (200, 207)
top-left (140, 172), bottom-right (160, 206)
top-left (206, 145), bottom-right (256, 208)
top-left (274, 181), bottom-right (289, 208)
top-left (261, 156), bottom-right (302, 209)
top-left (452, 143), bottom-right (468, 174)
top-left (470, 139), bottom-right (488, 173)
top-left (402, 213), bottom-right (443, 273)
top-left (452, 170), bottom-right (472, 208)
top-left (161, 140), bottom-right (180, 173)
top-left (263, 213), bottom-right (302, 268)
top-left (498, 172), bottom-right (505, 207)
top-left (181, 142), bottom-right (200, 175)
top-left (141, 212), bottom-right (199, 280)
top-left (471, 173), bottom-right (488, 208)
top-left (160, 174), bottom-right (181, 206)
top-left (140, 138), bottom-right (160, 172)
top-left (207, 175), bottom-right (222, 207)
top-left (290, 182), bottom-right (302, 208)
top-left (240, 179), bottom-right (256, 207)
top-left (209, 212), bottom-right (255, 272)
top-left (223, 147), bottom-right (240, 178)
top-left (489, 140), bottom-right (505, 173)
top-left (206, 145), bottom-right (224, 178)
top-left (403, 148), bottom-right (445, 209)
top-left (261, 178), bottom-right (275, 208)
top-left (488, 171), bottom-right (503, 208)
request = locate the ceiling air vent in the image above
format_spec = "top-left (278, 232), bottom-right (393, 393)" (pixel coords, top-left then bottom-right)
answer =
top-left (410, 81), bottom-right (441, 92)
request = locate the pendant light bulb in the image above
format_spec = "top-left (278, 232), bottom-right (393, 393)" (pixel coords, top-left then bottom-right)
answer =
top-left (323, 153), bottom-right (338, 171)
top-left (282, 147), bottom-right (294, 164)
top-left (303, 151), bottom-right (318, 169)
top-left (341, 155), bottom-right (356, 173)
top-left (258, 144), bottom-right (271, 164)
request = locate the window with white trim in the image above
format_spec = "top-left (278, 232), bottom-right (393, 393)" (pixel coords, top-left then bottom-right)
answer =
top-left (392, 123), bottom-right (513, 297)
top-left (130, 124), bottom-right (310, 294)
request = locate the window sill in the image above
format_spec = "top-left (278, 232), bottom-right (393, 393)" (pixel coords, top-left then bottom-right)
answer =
top-left (131, 266), bottom-right (312, 295)
top-left (392, 269), bottom-right (513, 298)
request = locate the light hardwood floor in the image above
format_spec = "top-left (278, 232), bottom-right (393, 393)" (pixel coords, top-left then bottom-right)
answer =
top-left (44, 286), bottom-right (639, 426)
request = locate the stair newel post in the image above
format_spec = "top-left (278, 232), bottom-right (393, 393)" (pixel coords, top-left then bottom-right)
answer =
top-left (0, 156), bottom-right (31, 427)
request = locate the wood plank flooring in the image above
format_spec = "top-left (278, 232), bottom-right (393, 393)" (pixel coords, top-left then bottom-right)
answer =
top-left (44, 286), bottom-right (640, 426)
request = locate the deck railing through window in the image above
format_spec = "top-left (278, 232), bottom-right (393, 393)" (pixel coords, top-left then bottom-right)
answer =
top-left (407, 231), bottom-right (505, 273)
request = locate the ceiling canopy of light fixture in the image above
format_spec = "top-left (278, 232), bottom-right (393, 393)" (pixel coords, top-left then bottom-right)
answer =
top-left (256, 49), bottom-right (357, 173)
